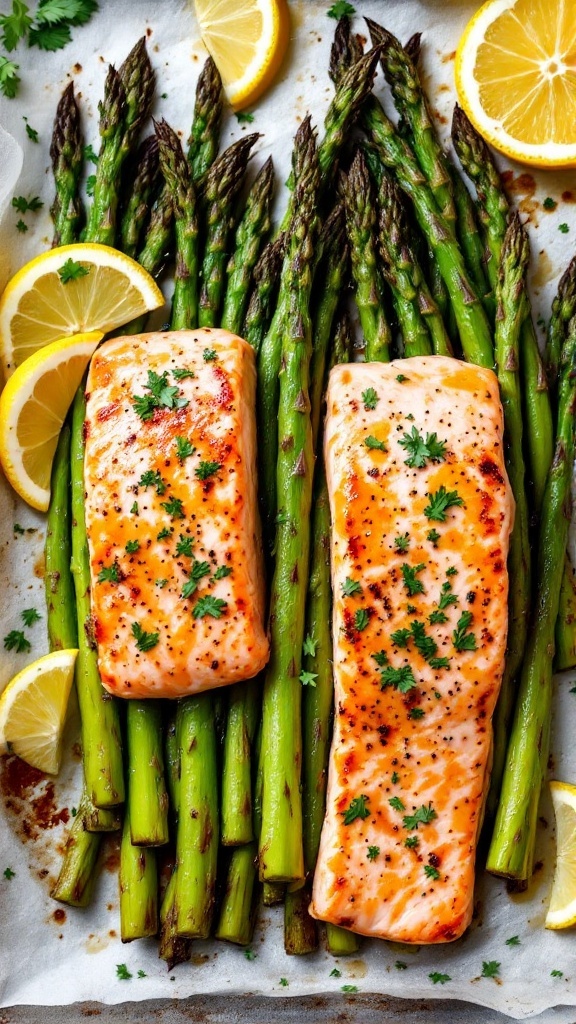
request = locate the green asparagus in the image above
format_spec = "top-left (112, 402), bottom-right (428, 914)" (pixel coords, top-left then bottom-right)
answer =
top-left (221, 678), bottom-right (260, 846)
top-left (51, 798), bottom-right (102, 907)
top-left (156, 118), bottom-right (200, 332)
top-left (45, 422), bottom-right (77, 652)
top-left (215, 844), bottom-right (259, 946)
top-left (119, 813), bottom-right (158, 941)
top-left (187, 55), bottom-right (224, 185)
top-left (126, 701), bottom-right (169, 846)
top-left (119, 135), bottom-right (161, 260)
top-left (50, 82), bottom-right (84, 247)
top-left (243, 235), bottom-right (285, 353)
top-left (137, 184), bottom-right (173, 277)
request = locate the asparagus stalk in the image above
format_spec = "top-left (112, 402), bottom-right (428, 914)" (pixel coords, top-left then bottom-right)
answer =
top-left (309, 205), bottom-right (349, 444)
top-left (243, 235), bottom-right (286, 354)
top-left (198, 134), bottom-right (259, 328)
top-left (85, 38), bottom-right (155, 245)
top-left (187, 55), bottom-right (224, 184)
top-left (51, 798), bottom-right (101, 907)
top-left (487, 213), bottom-right (532, 819)
top-left (119, 813), bottom-right (158, 942)
top-left (328, 16), bottom-right (364, 86)
top-left (159, 867), bottom-right (190, 966)
top-left (340, 150), bottom-right (391, 361)
top-left (221, 156), bottom-right (275, 335)
top-left (137, 184), bottom-right (173, 277)
top-left (555, 563), bottom-right (576, 671)
top-left (215, 844), bottom-right (259, 945)
top-left (45, 422), bottom-right (77, 652)
top-left (126, 701), bottom-right (169, 846)
top-left (363, 97), bottom-right (493, 367)
top-left (174, 694), bottom-right (219, 937)
top-left (119, 135), bottom-right (161, 260)
top-left (70, 388), bottom-right (124, 809)
top-left (156, 118), bottom-right (200, 332)
top-left (258, 117), bottom-right (320, 883)
top-left (221, 679), bottom-right (260, 846)
top-left (165, 707), bottom-right (180, 816)
top-left (50, 82), bottom-right (84, 247)
top-left (487, 313), bottom-right (576, 879)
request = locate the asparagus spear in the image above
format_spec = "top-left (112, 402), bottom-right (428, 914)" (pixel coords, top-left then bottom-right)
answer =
top-left (328, 15), bottom-right (364, 86)
top-left (363, 97), bottom-right (493, 367)
top-left (159, 867), bottom-right (190, 967)
top-left (119, 135), bottom-right (161, 260)
top-left (70, 388), bottom-right (124, 809)
top-left (309, 205), bottom-right (349, 444)
top-left (215, 844), bottom-right (259, 945)
top-left (451, 105), bottom-right (554, 511)
top-left (258, 117), bottom-right (320, 884)
top-left (51, 797), bottom-right (101, 907)
top-left (487, 313), bottom-right (576, 880)
top-left (198, 134), bottom-right (259, 328)
top-left (156, 118), bottom-right (200, 332)
top-left (187, 55), bottom-right (224, 184)
top-left (45, 422), bottom-right (77, 652)
top-left (221, 156), bottom-right (275, 335)
top-left (85, 38), bottom-right (155, 245)
top-left (126, 701), bottom-right (169, 846)
top-left (487, 213), bottom-right (532, 819)
top-left (50, 82), bottom-right (84, 247)
top-left (243, 235), bottom-right (286, 354)
top-left (340, 150), bottom-right (391, 361)
top-left (119, 813), bottom-right (158, 942)
top-left (221, 678), bottom-right (260, 846)
top-left (137, 184), bottom-right (173, 277)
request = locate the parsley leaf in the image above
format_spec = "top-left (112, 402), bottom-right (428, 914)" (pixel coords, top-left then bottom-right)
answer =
top-left (0, 55), bottom-right (20, 96)
top-left (160, 497), bottom-right (185, 519)
top-left (3, 867), bottom-right (15, 879)
top-left (481, 961), bottom-right (500, 979)
top-left (236, 111), bottom-right (254, 123)
top-left (98, 561), bottom-right (120, 584)
top-left (342, 576), bottom-right (362, 596)
top-left (410, 620), bottom-right (438, 662)
top-left (58, 258), bottom-right (89, 283)
top-left (125, 540), bottom-right (140, 554)
top-left (361, 387), bottom-right (378, 410)
top-left (400, 561), bottom-right (425, 596)
top-left (543, 197), bottom-right (556, 210)
top-left (299, 670), bottom-right (317, 687)
top-left (131, 622), bottom-right (159, 652)
top-left (172, 367), bottom-right (195, 380)
top-left (427, 528), bottom-right (440, 547)
top-left (428, 609), bottom-right (448, 625)
top-left (244, 947), bottom-right (257, 960)
top-left (279, 977), bottom-right (288, 986)
top-left (438, 581), bottom-right (458, 610)
top-left (409, 707), bottom-right (425, 719)
top-left (12, 194), bottom-right (42, 213)
top-left (329, 968), bottom-right (342, 978)
top-left (157, 527), bottom-right (172, 541)
top-left (390, 627), bottom-right (411, 648)
top-left (213, 565), bottom-right (232, 581)
top-left (424, 864), bottom-right (440, 880)
top-left (3, 630), bottom-right (31, 653)
top-left (195, 460), bottom-right (221, 481)
top-left (429, 656), bottom-right (450, 669)
top-left (132, 370), bottom-right (188, 420)
top-left (138, 469), bottom-right (166, 495)
top-left (342, 794), bottom-right (370, 824)
top-left (303, 634), bottom-right (318, 657)
top-left (395, 961), bottom-right (407, 970)
top-left (365, 434), bottom-right (387, 451)
top-left (130, 501), bottom-right (139, 515)
top-left (429, 973), bottom-right (451, 985)
top-left (559, 223), bottom-right (570, 234)
top-left (175, 534), bottom-right (194, 557)
top-left (175, 436), bottom-right (196, 461)
top-left (21, 607), bottom-right (41, 627)
top-left (327, 1), bottom-right (355, 17)
top-left (354, 608), bottom-right (370, 631)
top-left (404, 835), bottom-right (419, 849)
top-left (389, 796), bottom-right (405, 812)
top-left (29, 22), bottom-right (72, 50)
top-left (380, 664), bottom-right (417, 693)
top-left (341, 985), bottom-right (358, 993)
top-left (24, 120), bottom-right (39, 143)
top-left (551, 970), bottom-right (563, 978)
top-left (116, 963), bottom-right (132, 980)
top-left (15, 219), bottom-right (28, 233)
top-left (0, 2), bottom-right (32, 51)
top-left (398, 427), bottom-right (447, 469)
top-left (424, 486), bottom-right (464, 522)
top-left (155, 579), bottom-right (168, 589)
top-left (181, 560), bottom-right (211, 598)
top-left (452, 611), bottom-right (477, 652)
top-left (394, 533), bottom-right (409, 553)
top-left (83, 142), bottom-right (98, 164)
top-left (137, 970), bottom-right (147, 978)
top-left (202, 347), bottom-right (217, 361)
top-left (192, 595), bottom-right (227, 619)
top-left (505, 935), bottom-right (520, 947)
top-left (391, 771), bottom-right (400, 784)
top-left (367, 845), bottom-right (380, 860)
top-left (372, 650), bottom-right (388, 667)
top-left (403, 803), bottom-right (437, 830)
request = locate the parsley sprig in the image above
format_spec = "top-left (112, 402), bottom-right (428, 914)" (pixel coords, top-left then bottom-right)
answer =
top-left (132, 370), bottom-right (189, 421)
top-left (424, 486), bottom-right (464, 522)
top-left (402, 803), bottom-right (437, 830)
top-left (398, 426), bottom-right (447, 468)
top-left (452, 611), bottom-right (477, 651)
top-left (131, 622), bottom-right (159, 652)
top-left (342, 794), bottom-right (370, 824)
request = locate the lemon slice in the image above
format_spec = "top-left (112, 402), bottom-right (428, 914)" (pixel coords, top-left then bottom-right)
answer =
top-left (456, 0), bottom-right (576, 168)
top-left (0, 649), bottom-right (78, 774)
top-left (0, 243), bottom-right (164, 377)
top-left (194, 0), bottom-right (290, 110)
top-left (545, 781), bottom-right (576, 929)
top-left (0, 331), bottom-right (103, 512)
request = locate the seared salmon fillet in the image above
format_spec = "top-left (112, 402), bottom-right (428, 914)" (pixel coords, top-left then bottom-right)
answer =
top-left (84, 329), bottom-right (269, 699)
top-left (310, 356), bottom-right (514, 943)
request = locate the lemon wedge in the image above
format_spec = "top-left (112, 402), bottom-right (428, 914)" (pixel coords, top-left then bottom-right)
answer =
top-left (0, 243), bottom-right (164, 377)
top-left (0, 331), bottom-right (102, 511)
top-left (0, 650), bottom-right (78, 774)
top-left (545, 780), bottom-right (576, 929)
top-left (456, 0), bottom-right (576, 168)
top-left (194, 0), bottom-right (290, 110)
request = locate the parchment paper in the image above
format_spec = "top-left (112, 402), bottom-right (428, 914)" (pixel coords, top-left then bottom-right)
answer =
top-left (1, 0), bottom-right (576, 1018)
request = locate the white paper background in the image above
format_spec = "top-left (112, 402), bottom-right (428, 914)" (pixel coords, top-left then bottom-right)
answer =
top-left (1, 0), bottom-right (576, 1018)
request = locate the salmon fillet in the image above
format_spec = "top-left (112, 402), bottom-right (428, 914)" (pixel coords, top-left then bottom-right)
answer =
top-left (84, 329), bottom-right (269, 699)
top-left (310, 355), bottom-right (514, 943)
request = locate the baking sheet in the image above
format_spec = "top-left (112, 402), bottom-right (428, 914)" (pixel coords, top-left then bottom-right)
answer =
top-left (1, 0), bottom-right (576, 1017)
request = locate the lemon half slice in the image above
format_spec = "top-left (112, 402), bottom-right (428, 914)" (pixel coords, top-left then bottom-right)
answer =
top-left (0, 649), bottom-right (78, 774)
top-left (0, 243), bottom-right (164, 377)
top-left (456, 0), bottom-right (576, 168)
top-left (195, 0), bottom-right (290, 110)
top-left (546, 780), bottom-right (576, 929)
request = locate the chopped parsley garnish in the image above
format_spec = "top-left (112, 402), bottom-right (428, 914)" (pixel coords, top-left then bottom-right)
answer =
top-left (390, 627), bottom-right (411, 648)
top-left (341, 985), bottom-right (358, 993)
top-left (391, 771), bottom-right (400, 784)
top-left (172, 367), bottom-right (195, 380)
top-left (131, 622), bottom-right (159, 652)
top-left (342, 794), bottom-right (370, 824)
top-left (429, 656), bottom-right (450, 670)
top-left (398, 426), bottom-right (447, 468)
top-left (342, 577), bottom-right (362, 597)
top-left (389, 796), bottom-right (405, 812)
top-left (438, 581), bottom-right (459, 610)
top-left (424, 486), bottom-right (464, 522)
top-left (394, 533), bottom-right (410, 553)
top-left (213, 565), bottom-right (233, 581)
top-left (505, 935), bottom-right (520, 947)
top-left (21, 607), bottom-right (41, 626)
top-left (16, 219), bottom-right (28, 232)
top-left (327, 1), bottom-right (356, 17)
top-left (367, 845), bottom-right (380, 861)
top-left (137, 970), bottom-right (147, 978)
top-left (551, 970), bottom-right (563, 978)
top-left (175, 436), bottom-right (196, 461)
top-left (157, 527), bottom-right (172, 541)
top-left (299, 670), bottom-right (317, 687)
top-left (244, 948), bottom-right (257, 960)
top-left (407, 603), bottom-right (416, 614)
top-left (410, 620), bottom-right (438, 662)
top-left (155, 579), bottom-right (168, 588)
top-left (3, 630), bottom-right (31, 653)
top-left (365, 434), bottom-right (387, 451)
top-left (116, 964), bottom-right (132, 980)
top-left (181, 560), bottom-right (211, 598)
top-left (125, 540), bottom-right (140, 554)
top-left (0, 57), bottom-right (20, 98)
top-left (354, 608), bottom-right (370, 631)
top-left (303, 634), bottom-right (318, 656)
top-left (543, 197), bottom-right (557, 210)
top-left (175, 534), bottom-right (194, 557)
top-left (372, 650), bottom-right (388, 667)
top-left (195, 460), bottom-right (221, 481)
top-left (401, 562), bottom-right (425, 596)
top-left (429, 973), bottom-right (451, 985)
top-left (452, 611), bottom-right (477, 651)
top-left (429, 609), bottom-right (448, 625)
top-left (12, 194), bottom-right (43, 213)
top-left (84, 143), bottom-right (99, 164)
top-left (396, 374), bottom-right (408, 383)
top-left (130, 501), bottom-right (139, 515)
top-left (481, 961), bottom-right (500, 979)
top-left (131, 369), bottom-right (189, 420)
top-left (330, 968), bottom-right (342, 978)
top-left (279, 978), bottom-right (288, 987)
top-left (203, 348), bottom-right (217, 361)
top-left (403, 803), bottom-right (437, 830)
top-left (3, 867), bottom-right (15, 879)
top-left (160, 497), bottom-right (185, 519)
top-left (98, 561), bottom-right (120, 584)
top-left (58, 258), bottom-right (89, 283)
top-left (138, 469), bottom-right (166, 495)
top-left (86, 174), bottom-right (96, 197)
top-left (192, 596), bottom-right (227, 619)
top-left (559, 223), bottom-right (570, 233)
top-left (404, 836), bottom-right (419, 849)
top-left (427, 528), bottom-right (440, 547)
top-left (446, 566), bottom-right (458, 577)
top-left (380, 664), bottom-right (417, 693)
top-left (409, 707), bottom-right (424, 720)
top-left (24, 120), bottom-right (38, 143)
top-left (361, 387), bottom-right (378, 410)
top-left (13, 523), bottom-right (25, 534)
top-left (424, 864), bottom-right (440, 880)
top-left (395, 961), bottom-right (407, 970)
top-left (236, 111), bottom-right (254, 123)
